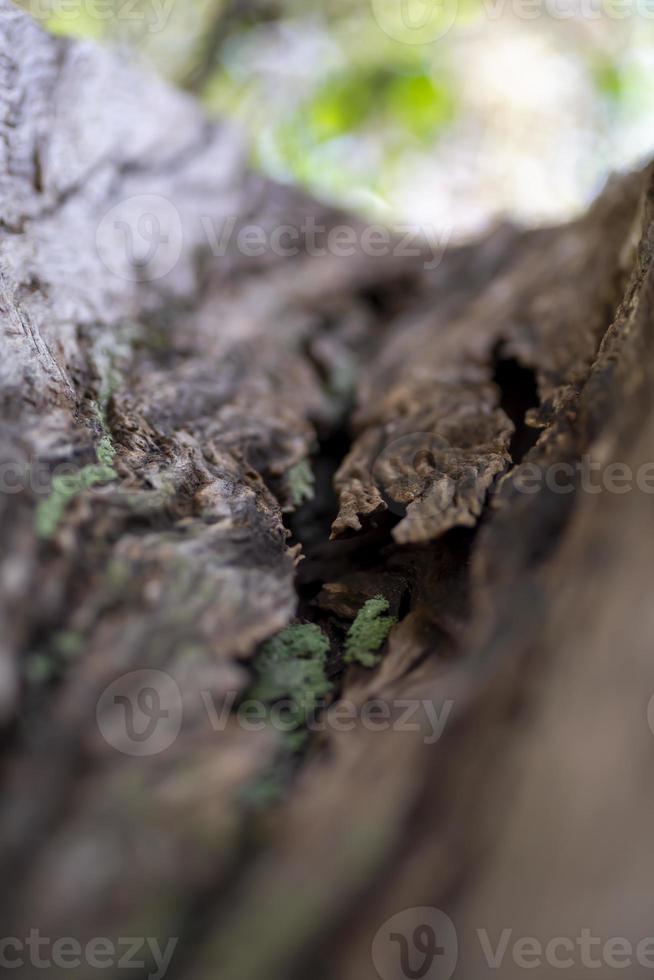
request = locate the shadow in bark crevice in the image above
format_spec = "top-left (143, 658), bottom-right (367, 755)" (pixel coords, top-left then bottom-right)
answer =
top-left (492, 353), bottom-right (540, 463)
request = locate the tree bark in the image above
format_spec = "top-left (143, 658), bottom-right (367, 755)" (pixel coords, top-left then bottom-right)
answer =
top-left (1, 5), bottom-right (653, 979)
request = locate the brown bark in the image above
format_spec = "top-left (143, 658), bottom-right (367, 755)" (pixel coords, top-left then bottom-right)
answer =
top-left (1, 5), bottom-right (653, 979)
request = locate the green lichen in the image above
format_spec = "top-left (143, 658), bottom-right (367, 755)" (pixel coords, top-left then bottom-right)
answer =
top-left (92, 325), bottom-right (133, 410)
top-left (25, 654), bottom-right (57, 685)
top-left (35, 400), bottom-right (118, 539)
top-left (287, 460), bottom-right (314, 507)
top-left (96, 434), bottom-right (116, 468)
top-left (240, 624), bottom-right (331, 809)
top-left (105, 557), bottom-right (132, 592)
top-left (51, 630), bottom-right (84, 660)
top-left (35, 455), bottom-right (118, 539)
top-left (239, 768), bottom-right (288, 810)
top-left (344, 596), bottom-right (397, 669)
top-left (259, 623), bottom-right (330, 665)
top-left (26, 630), bottom-right (85, 685)
top-left (250, 623), bottom-right (332, 728)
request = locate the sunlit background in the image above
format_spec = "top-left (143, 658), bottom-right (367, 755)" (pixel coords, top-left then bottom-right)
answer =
top-left (17, 0), bottom-right (654, 238)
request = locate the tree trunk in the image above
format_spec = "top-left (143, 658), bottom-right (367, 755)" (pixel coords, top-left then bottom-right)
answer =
top-left (1, 5), bottom-right (653, 979)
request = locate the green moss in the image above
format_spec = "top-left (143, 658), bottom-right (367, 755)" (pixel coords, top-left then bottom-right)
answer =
top-left (26, 630), bottom-right (85, 685)
top-left (344, 596), bottom-right (397, 669)
top-left (250, 623), bottom-right (332, 727)
top-left (240, 624), bottom-right (331, 810)
top-left (52, 630), bottom-right (84, 660)
top-left (35, 403), bottom-right (118, 539)
top-left (92, 326), bottom-right (132, 413)
top-left (25, 654), bottom-right (57, 685)
top-left (105, 557), bottom-right (132, 592)
top-left (287, 460), bottom-right (314, 507)
top-left (259, 623), bottom-right (330, 664)
top-left (35, 455), bottom-right (117, 539)
top-left (239, 769), bottom-right (288, 810)
top-left (96, 434), bottom-right (116, 468)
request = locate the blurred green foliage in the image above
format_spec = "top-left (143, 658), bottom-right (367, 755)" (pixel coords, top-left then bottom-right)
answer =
top-left (16, 0), bottom-right (654, 224)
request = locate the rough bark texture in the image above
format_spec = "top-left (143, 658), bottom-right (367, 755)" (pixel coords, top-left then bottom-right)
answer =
top-left (1, 5), bottom-right (654, 979)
